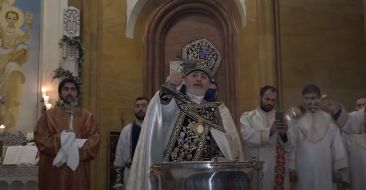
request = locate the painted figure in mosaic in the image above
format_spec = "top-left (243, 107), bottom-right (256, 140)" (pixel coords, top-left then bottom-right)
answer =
top-left (0, 0), bottom-right (14, 12)
top-left (0, 5), bottom-right (32, 128)
top-left (126, 38), bottom-right (243, 190)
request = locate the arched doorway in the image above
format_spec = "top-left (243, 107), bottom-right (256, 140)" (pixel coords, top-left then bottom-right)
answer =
top-left (144, 0), bottom-right (240, 118)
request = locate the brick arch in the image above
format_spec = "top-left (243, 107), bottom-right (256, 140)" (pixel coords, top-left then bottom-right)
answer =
top-left (144, 0), bottom-right (240, 119)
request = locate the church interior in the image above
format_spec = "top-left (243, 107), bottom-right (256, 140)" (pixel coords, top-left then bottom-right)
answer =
top-left (0, 0), bottom-right (365, 189)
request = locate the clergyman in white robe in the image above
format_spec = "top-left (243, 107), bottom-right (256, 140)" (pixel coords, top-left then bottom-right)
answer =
top-left (240, 108), bottom-right (294, 190)
top-left (291, 110), bottom-right (348, 190)
top-left (334, 106), bottom-right (366, 190)
top-left (126, 91), bottom-right (243, 190)
top-left (113, 120), bottom-right (142, 188)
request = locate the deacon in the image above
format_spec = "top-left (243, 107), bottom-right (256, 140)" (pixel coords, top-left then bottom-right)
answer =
top-left (34, 78), bottom-right (101, 190)
top-left (325, 97), bottom-right (366, 190)
top-left (113, 97), bottom-right (149, 189)
top-left (290, 84), bottom-right (347, 190)
top-left (240, 85), bottom-right (294, 190)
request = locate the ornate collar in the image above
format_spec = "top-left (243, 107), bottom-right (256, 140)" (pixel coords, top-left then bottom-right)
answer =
top-left (57, 100), bottom-right (78, 115)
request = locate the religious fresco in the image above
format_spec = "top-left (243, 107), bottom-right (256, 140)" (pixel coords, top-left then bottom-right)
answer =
top-left (0, 0), bottom-right (41, 131)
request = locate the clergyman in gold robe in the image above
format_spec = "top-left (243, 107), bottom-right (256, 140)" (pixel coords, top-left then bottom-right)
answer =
top-left (34, 78), bottom-right (101, 190)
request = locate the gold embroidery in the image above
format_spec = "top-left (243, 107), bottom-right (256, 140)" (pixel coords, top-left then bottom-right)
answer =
top-left (298, 114), bottom-right (330, 144)
top-left (161, 86), bottom-right (224, 161)
top-left (163, 112), bottom-right (186, 161)
top-left (178, 102), bottom-right (225, 132)
top-left (188, 121), bottom-right (204, 137)
top-left (163, 112), bottom-right (213, 162)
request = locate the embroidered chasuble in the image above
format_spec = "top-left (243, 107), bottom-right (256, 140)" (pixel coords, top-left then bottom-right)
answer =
top-left (163, 96), bottom-right (224, 162)
top-left (126, 90), bottom-right (243, 190)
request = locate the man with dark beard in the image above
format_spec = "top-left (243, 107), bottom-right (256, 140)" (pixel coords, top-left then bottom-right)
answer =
top-left (34, 78), bottom-right (101, 190)
top-left (113, 97), bottom-right (149, 189)
top-left (240, 85), bottom-right (294, 190)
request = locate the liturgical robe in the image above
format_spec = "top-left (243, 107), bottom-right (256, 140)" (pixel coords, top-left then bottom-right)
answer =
top-left (34, 105), bottom-right (101, 190)
top-left (126, 91), bottom-right (243, 190)
top-left (113, 121), bottom-right (141, 187)
top-left (335, 107), bottom-right (366, 190)
top-left (291, 110), bottom-right (347, 190)
top-left (240, 108), bottom-right (294, 190)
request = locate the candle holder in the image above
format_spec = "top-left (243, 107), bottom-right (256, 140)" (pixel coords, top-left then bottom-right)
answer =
top-left (285, 94), bottom-right (328, 121)
top-left (41, 87), bottom-right (52, 111)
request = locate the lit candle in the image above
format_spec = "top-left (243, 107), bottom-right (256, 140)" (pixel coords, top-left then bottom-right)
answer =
top-left (43, 96), bottom-right (49, 104)
top-left (46, 103), bottom-right (52, 110)
top-left (0, 124), bottom-right (5, 133)
top-left (41, 87), bottom-right (47, 97)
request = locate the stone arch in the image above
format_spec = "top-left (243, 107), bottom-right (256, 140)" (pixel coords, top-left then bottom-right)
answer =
top-left (125, 0), bottom-right (246, 39)
top-left (144, 0), bottom-right (241, 119)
